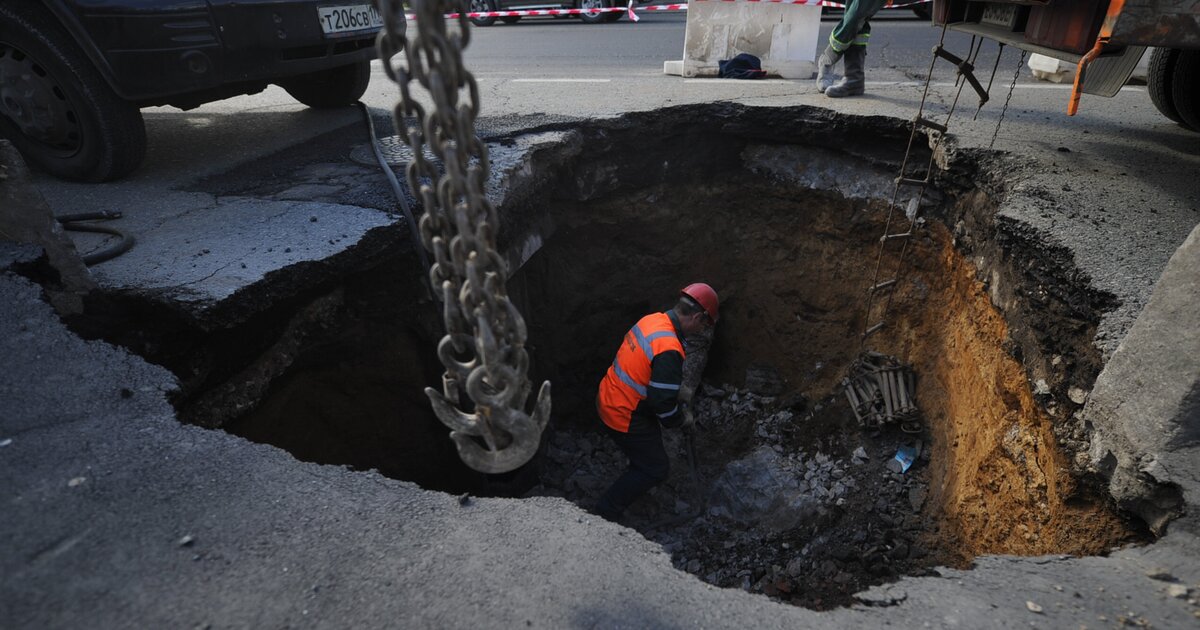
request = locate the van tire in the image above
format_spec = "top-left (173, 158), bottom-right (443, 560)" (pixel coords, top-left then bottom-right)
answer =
top-left (0, 1), bottom-right (145, 181)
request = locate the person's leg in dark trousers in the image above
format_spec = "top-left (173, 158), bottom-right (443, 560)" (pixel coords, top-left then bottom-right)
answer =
top-left (830, 0), bottom-right (886, 52)
top-left (595, 425), bottom-right (670, 521)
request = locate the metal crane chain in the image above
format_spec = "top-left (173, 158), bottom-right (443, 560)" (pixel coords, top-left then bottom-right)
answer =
top-left (375, 0), bottom-right (551, 474)
top-left (990, 49), bottom-right (1028, 150)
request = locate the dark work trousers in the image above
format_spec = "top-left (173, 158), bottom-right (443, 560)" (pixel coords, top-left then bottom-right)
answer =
top-left (830, 0), bottom-right (887, 51)
top-left (595, 424), bottom-right (670, 521)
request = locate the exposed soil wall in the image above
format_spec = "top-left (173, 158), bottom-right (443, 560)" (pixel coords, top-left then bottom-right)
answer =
top-left (512, 171), bottom-right (1140, 569)
top-left (886, 232), bottom-right (1137, 559)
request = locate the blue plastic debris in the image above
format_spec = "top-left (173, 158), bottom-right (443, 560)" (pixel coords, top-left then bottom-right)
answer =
top-left (887, 445), bottom-right (919, 474)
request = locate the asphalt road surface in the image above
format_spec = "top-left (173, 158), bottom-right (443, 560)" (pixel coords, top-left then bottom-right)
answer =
top-left (9, 7), bottom-right (1200, 629)
top-left (458, 9), bottom-right (1032, 85)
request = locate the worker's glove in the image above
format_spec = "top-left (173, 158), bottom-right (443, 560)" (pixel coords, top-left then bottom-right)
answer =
top-left (679, 403), bottom-right (697, 430)
top-left (679, 384), bottom-right (695, 405)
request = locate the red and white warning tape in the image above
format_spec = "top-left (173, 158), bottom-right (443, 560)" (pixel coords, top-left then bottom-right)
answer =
top-left (697, 0), bottom-right (928, 6)
top-left (410, 0), bottom-right (929, 22)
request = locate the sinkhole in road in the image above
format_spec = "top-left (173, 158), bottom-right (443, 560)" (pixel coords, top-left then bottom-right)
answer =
top-left (200, 113), bottom-right (1146, 611)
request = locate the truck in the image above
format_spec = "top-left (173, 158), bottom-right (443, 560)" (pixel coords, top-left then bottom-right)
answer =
top-left (0, 0), bottom-right (382, 182)
top-left (930, 0), bottom-right (1200, 131)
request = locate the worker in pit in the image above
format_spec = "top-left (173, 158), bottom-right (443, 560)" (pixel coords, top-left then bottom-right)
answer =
top-left (593, 283), bottom-right (720, 522)
top-left (817, 0), bottom-right (888, 98)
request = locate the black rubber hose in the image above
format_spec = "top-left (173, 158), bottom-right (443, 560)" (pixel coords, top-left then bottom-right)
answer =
top-left (56, 211), bottom-right (135, 265)
top-left (356, 101), bottom-right (432, 284)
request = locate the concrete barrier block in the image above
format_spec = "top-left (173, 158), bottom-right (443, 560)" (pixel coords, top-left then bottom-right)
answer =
top-left (665, 1), bottom-right (820, 80)
top-left (1028, 53), bottom-right (1073, 83)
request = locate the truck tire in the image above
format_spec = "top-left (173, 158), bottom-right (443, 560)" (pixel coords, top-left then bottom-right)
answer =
top-left (279, 60), bottom-right (371, 109)
top-left (0, 2), bottom-right (146, 182)
top-left (1169, 49), bottom-right (1200, 132)
top-left (1147, 48), bottom-right (1184, 126)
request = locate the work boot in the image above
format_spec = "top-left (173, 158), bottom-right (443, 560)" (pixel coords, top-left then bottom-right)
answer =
top-left (825, 45), bottom-right (866, 98)
top-left (816, 45), bottom-right (842, 93)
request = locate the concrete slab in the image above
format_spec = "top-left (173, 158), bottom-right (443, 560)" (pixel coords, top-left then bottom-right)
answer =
top-left (1086, 223), bottom-right (1200, 534)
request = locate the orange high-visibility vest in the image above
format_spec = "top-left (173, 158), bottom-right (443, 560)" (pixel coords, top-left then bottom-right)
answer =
top-left (597, 312), bottom-right (685, 433)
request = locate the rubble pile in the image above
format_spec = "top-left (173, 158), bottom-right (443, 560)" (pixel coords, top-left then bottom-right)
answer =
top-left (527, 380), bottom-right (951, 610)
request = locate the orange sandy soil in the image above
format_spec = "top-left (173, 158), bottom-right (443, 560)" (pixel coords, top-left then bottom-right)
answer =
top-left (882, 228), bottom-right (1138, 561)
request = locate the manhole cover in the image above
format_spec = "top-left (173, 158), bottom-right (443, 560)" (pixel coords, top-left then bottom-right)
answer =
top-left (349, 135), bottom-right (441, 168)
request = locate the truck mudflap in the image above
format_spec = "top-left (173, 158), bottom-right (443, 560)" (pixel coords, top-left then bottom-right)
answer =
top-left (1080, 45), bottom-right (1148, 98)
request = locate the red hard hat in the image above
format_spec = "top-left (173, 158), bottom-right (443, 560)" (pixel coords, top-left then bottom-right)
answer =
top-left (681, 282), bottom-right (719, 322)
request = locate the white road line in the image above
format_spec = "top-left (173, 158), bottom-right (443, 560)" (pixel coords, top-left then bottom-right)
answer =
top-left (872, 81), bottom-right (1144, 92)
top-left (510, 78), bottom-right (612, 83)
top-left (681, 79), bottom-right (793, 84)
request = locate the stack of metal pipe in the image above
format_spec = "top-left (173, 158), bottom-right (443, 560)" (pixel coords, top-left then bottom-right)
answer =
top-left (842, 352), bottom-right (920, 432)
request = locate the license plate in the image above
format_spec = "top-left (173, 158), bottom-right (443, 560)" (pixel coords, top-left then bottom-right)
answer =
top-left (980, 3), bottom-right (1018, 28)
top-left (317, 4), bottom-right (383, 37)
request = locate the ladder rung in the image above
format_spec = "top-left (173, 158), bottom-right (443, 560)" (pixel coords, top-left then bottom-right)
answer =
top-left (863, 322), bottom-right (885, 338)
top-left (915, 117), bottom-right (947, 134)
top-left (932, 45), bottom-right (990, 106)
top-left (896, 176), bottom-right (929, 187)
top-left (869, 279), bottom-right (897, 293)
top-left (880, 232), bottom-right (912, 242)
top-left (933, 45), bottom-right (964, 66)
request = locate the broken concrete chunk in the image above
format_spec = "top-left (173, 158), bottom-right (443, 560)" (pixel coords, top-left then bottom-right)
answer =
top-left (908, 486), bottom-right (927, 512)
top-left (1067, 387), bottom-right (1088, 404)
top-left (853, 585), bottom-right (907, 606)
top-left (1166, 584), bottom-right (1190, 599)
top-left (785, 556), bottom-right (806, 577)
top-left (1139, 458), bottom-right (1170, 483)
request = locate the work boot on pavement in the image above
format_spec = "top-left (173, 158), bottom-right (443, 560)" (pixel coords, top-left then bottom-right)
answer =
top-left (816, 44), bottom-right (842, 93)
top-left (825, 45), bottom-right (866, 98)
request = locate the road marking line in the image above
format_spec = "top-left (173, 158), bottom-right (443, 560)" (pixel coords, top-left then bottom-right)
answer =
top-left (511, 78), bottom-right (612, 83)
top-left (681, 79), bottom-right (794, 84)
top-left (868, 81), bottom-right (1143, 92)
